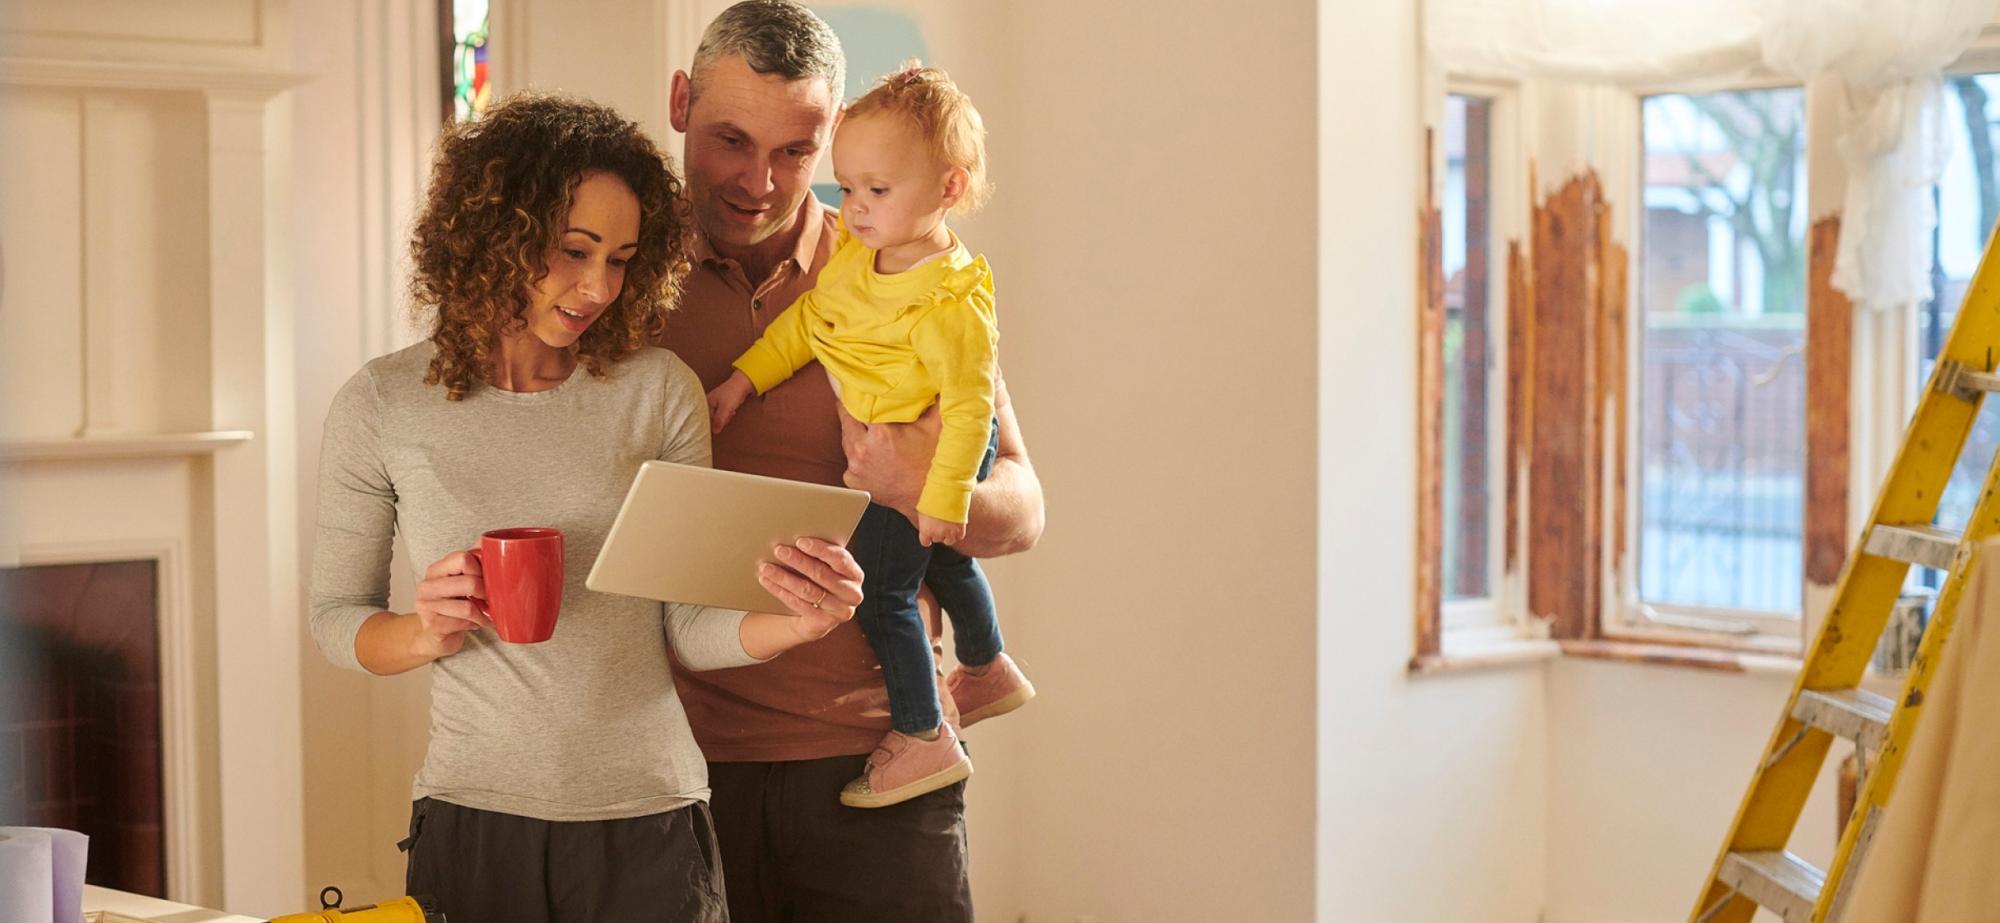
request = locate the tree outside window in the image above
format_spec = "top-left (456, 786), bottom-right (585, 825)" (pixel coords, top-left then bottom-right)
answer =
top-left (1639, 88), bottom-right (1808, 615)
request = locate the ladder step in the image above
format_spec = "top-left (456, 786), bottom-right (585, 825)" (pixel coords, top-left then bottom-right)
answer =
top-left (1863, 524), bottom-right (1961, 570)
top-left (1791, 688), bottom-right (1895, 751)
top-left (1934, 358), bottom-right (2000, 399)
top-left (1718, 850), bottom-right (1824, 923)
top-left (1952, 368), bottom-right (2000, 393)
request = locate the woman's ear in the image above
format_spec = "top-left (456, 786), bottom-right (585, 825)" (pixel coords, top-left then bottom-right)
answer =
top-left (940, 166), bottom-right (970, 209)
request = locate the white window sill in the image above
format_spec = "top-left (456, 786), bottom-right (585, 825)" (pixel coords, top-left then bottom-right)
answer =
top-left (1560, 639), bottom-right (1912, 695)
top-left (1410, 632), bottom-right (1918, 691)
top-left (1409, 635), bottom-right (1561, 676)
top-left (1559, 638), bottom-right (1803, 675)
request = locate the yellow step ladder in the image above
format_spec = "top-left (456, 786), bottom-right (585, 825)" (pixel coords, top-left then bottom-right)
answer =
top-left (1689, 239), bottom-right (2000, 923)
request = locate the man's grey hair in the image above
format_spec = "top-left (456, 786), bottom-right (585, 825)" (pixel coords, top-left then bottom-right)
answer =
top-left (690, 0), bottom-right (846, 103)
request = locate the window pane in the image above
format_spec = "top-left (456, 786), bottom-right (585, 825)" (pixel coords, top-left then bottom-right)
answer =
top-left (1443, 94), bottom-right (1494, 602)
top-left (1639, 89), bottom-right (1807, 613)
top-left (1920, 74), bottom-right (2000, 534)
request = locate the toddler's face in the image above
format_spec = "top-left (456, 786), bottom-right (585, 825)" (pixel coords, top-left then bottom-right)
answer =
top-left (833, 113), bottom-right (955, 253)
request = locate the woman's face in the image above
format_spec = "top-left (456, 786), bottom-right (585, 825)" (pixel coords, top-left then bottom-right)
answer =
top-left (524, 170), bottom-right (642, 349)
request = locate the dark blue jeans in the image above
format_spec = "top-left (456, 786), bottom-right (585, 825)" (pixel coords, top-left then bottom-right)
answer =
top-left (850, 420), bottom-right (1002, 735)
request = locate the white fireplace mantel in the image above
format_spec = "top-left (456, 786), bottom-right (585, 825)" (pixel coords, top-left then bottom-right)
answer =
top-left (1, 40), bottom-right (307, 910)
top-left (0, 431), bottom-right (253, 463)
top-left (0, 57), bottom-right (305, 95)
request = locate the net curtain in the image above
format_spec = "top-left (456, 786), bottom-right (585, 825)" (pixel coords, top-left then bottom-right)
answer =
top-left (1426, 0), bottom-right (2000, 313)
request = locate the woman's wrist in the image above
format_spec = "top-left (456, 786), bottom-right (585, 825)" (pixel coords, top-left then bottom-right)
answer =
top-left (405, 612), bottom-right (446, 662)
top-left (356, 610), bottom-right (442, 675)
top-left (739, 611), bottom-right (794, 661)
top-left (738, 610), bottom-right (836, 661)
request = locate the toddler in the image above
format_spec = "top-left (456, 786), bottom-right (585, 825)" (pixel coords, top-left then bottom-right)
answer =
top-left (708, 63), bottom-right (1033, 808)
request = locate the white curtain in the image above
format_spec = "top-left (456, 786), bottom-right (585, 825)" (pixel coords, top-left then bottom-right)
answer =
top-left (1425, 0), bottom-right (1764, 86)
top-left (1761, 0), bottom-right (1994, 311)
top-left (1427, 0), bottom-right (2000, 312)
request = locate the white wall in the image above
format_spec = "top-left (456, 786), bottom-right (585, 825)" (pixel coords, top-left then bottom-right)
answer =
top-left (493, 0), bottom-right (677, 141)
top-left (1545, 661), bottom-right (1852, 923)
top-left (1317, 1), bottom-right (1551, 921)
top-left (288, 0), bottom-right (436, 905)
top-left (967, 0), bottom-right (1324, 917)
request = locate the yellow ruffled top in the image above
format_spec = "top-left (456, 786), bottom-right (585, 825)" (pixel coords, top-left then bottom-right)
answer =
top-left (734, 224), bottom-right (998, 523)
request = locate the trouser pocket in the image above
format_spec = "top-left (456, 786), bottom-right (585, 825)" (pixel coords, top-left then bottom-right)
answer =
top-left (396, 798), bottom-right (429, 853)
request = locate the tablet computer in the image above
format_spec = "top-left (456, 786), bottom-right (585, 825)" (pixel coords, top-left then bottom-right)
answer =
top-left (586, 461), bottom-right (871, 613)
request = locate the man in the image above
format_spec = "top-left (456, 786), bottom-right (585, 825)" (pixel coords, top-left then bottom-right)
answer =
top-left (656, 2), bottom-right (1045, 920)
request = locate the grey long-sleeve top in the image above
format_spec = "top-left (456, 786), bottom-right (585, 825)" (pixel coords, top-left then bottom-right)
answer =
top-left (309, 342), bottom-right (758, 821)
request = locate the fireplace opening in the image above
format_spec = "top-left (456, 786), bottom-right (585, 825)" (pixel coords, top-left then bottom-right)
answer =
top-left (1, 560), bottom-right (166, 897)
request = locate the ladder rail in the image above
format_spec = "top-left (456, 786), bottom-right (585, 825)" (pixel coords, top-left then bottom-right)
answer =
top-left (1687, 204), bottom-right (2000, 923)
top-left (1806, 255), bottom-right (2000, 918)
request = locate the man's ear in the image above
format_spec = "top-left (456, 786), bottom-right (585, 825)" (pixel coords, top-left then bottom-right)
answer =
top-left (939, 166), bottom-right (970, 209)
top-left (670, 70), bottom-right (692, 133)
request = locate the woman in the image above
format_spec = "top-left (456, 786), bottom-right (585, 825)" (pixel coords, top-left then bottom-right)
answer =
top-left (307, 93), bottom-right (862, 922)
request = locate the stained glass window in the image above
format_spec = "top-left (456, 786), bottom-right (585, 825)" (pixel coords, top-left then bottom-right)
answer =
top-left (450, 1), bottom-right (491, 121)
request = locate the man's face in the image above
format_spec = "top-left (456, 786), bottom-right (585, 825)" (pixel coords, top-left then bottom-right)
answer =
top-left (672, 55), bottom-right (839, 252)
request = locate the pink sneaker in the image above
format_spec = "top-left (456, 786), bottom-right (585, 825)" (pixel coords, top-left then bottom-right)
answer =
top-left (947, 652), bottom-right (1037, 728)
top-left (840, 723), bottom-right (973, 809)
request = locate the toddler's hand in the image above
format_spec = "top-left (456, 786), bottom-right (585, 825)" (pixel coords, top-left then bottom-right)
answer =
top-left (706, 371), bottom-right (755, 434)
top-left (917, 513), bottom-right (966, 548)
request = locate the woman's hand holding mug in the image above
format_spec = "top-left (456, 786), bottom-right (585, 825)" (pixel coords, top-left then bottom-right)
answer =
top-left (412, 549), bottom-right (495, 661)
top-left (412, 527), bottom-right (565, 662)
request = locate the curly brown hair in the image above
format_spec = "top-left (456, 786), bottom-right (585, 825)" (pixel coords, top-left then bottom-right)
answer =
top-left (409, 92), bottom-right (691, 400)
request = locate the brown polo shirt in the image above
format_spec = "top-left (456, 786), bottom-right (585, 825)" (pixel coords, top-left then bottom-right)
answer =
top-left (659, 195), bottom-right (958, 762)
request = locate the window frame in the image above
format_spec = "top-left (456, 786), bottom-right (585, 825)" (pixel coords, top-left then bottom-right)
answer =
top-left (1610, 46), bottom-right (2000, 652)
top-left (1417, 30), bottom-right (2000, 665)
top-left (1418, 77), bottom-right (1530, 659)
top-left (1606, 76), bottom-right (1816, 653)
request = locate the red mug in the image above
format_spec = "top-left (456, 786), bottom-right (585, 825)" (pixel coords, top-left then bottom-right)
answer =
top-left (469, 527), bottom-right (564, 643)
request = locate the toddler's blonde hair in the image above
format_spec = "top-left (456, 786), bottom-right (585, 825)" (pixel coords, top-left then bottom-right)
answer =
top-left (845, 60), bottom-right (991, 215)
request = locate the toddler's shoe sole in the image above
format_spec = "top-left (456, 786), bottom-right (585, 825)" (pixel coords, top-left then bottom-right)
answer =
top-left (959, 684), bottom-right (1036, 727)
